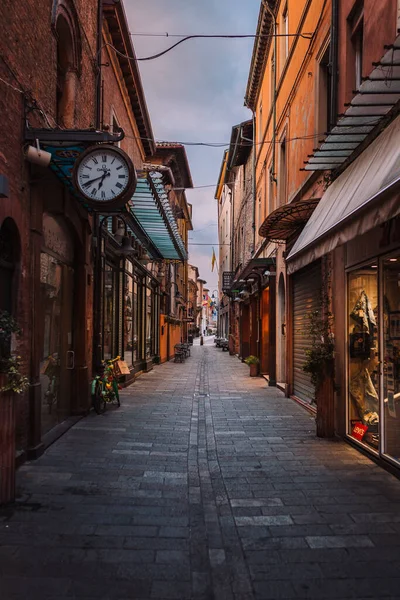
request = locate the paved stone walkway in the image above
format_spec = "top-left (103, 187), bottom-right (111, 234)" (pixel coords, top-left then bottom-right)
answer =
top-left (1, 339), bottom-right (400, 599)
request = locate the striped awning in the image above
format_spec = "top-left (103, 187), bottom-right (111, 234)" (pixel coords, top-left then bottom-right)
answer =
top-left (129, 172), bottom-right (187, 261)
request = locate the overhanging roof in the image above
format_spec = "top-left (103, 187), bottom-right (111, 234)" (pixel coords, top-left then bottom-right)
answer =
top-left (129, 171), bottom-right (187, 261)
top-left (245, 1), bottom-right (277, 110)
top-left (304, 34), bottom-right (400, 172)
top-left (230, 257), bottom-right (276, 293)
top-left (259, 198), bottom-right (320, 242)
top-left (103, 0), bottom-right (155, 156)
top-left (227, 120), bottom-right (253, 170)
top-left (287, 114), bottom-right (400, 274)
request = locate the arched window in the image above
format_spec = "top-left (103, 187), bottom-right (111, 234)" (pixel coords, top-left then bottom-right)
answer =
top-left (0, 218), bottom-right (20, 314)
top-left (54, 1), bottom-right (82, 128)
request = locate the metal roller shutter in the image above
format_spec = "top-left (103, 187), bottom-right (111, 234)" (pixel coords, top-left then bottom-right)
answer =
top-left (293, 261), bottom-right (322, 404)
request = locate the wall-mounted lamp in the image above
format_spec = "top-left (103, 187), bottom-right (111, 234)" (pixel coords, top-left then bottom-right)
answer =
top-left (25, 139), bottom-right (51, 167)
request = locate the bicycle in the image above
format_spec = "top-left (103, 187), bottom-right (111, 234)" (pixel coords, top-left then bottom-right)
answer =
top-left (91, 356), bottom-right (121, 414)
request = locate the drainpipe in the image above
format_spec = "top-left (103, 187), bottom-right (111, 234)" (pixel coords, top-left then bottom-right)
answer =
top-left (251, 110), bottom-right (257, 250)
top-left (329, 0), bottom-right (339, 130)
top-left (262, 0), bottom-right (278, 185)
top-left (96, 0), bottom-right (103, 130)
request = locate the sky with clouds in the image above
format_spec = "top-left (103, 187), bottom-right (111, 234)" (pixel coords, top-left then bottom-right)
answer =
top-left (124, 0), bottom-right (260, 293)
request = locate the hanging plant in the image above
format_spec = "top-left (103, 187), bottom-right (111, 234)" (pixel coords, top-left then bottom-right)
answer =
top-left (0, 310), bottom-right (29, 395)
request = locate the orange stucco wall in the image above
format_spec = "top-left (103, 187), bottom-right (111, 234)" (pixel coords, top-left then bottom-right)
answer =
top-left (254, 0), bottom-right (332, 237)
top-left (159, 316), bottom-right (183, 364)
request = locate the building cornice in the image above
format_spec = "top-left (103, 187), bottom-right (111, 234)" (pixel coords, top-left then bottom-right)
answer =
top-left (245, 1), bottom-right (277, 111)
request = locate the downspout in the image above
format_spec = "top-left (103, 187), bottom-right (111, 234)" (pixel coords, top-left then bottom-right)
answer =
top-left (262, 0), bottom-right (278, 184)
top-left (251, 110), bottom-right (256, 251)
top-left (329, 0), bottom-right (339, 130)
top-left (96, 0), bottom-right (103, 129)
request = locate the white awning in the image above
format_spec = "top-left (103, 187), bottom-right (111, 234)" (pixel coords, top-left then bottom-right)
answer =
top-left (287, 115), bottom-right (400, 274)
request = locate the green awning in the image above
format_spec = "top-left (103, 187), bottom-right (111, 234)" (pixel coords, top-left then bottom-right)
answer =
top-left (129, 172), bottom-right (187, 261)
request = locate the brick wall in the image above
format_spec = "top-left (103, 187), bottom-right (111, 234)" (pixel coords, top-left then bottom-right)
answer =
top-left (0, 0), bottom-right (98, 454)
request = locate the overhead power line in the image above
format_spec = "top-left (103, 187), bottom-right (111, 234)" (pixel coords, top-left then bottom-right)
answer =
top-left (101, 32), bottom-right (314, 62)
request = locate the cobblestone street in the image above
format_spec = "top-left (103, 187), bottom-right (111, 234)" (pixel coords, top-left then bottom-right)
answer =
top-left (2, 339), bottom-right (400, 599)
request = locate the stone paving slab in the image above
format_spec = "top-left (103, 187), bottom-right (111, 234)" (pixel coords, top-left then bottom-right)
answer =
top-left (1, 337), bottom-right (400, 599)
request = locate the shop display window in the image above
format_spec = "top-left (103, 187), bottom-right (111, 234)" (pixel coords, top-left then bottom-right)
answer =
top-left (124, 267), bottom-right (134, 367)
top-left (348, 265), bottom-right (379, 451)
top-left (133, 279), bottom-right (139, 362)
top-left (382, 255), bottom-right (400, 465)
top-left (145, 282), bottom-right (153, 358)
top-left (103, 263), bottom-right (116, 360)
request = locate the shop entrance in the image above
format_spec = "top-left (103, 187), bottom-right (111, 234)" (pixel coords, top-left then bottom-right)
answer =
top-left (277, 274), bottom-right (286, 385)
top-left (39, 214), bottom-right (74, 435)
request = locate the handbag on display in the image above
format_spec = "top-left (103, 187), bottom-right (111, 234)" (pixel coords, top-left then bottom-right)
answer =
top-left (349, 331), bottom-right (372, 359)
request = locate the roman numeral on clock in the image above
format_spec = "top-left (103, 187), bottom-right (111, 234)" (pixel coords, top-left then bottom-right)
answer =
top-left (116, 182), bottom-right (123, 189)
top-left (102, 155), bottom-right (107, 163)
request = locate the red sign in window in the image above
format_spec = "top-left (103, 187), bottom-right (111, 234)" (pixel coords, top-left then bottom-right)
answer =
top-left (351, 422), bottom-right (368, 441)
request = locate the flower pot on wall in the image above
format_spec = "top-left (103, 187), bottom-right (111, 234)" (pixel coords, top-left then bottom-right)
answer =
top-left (0, 374), bottom-right (16, 505)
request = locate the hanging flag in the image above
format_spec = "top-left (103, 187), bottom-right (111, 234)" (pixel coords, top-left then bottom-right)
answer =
top-left (211, 247), bottom-right (216, 272)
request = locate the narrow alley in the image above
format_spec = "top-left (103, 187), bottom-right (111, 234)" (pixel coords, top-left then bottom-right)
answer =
top-left (1, 340), bottom-right (400, 600)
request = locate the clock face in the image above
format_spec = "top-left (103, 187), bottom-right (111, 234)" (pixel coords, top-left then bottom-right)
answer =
top-left (73, 145), bottom-right (137, 209)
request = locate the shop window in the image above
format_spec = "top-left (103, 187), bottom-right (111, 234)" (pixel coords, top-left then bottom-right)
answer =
top-left (347, 265), bottom-right (379, 451)
top-left (145, 284), bottom-right (152, 358)
top-left (382, 254), bottom-right (400, 465)
top-left (103, 263), bottom-right (117, 360)
top-left (133, 278), bottom-right (139, 362)
top-left (124, 264), bottom-right (134, 367)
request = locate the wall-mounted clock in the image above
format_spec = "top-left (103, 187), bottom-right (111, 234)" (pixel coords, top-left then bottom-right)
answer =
top-left (73, 145), bottom-right (137, 209)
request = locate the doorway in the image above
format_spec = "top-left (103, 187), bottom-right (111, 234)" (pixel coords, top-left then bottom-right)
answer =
top-left (39, 215), bottom-right (74, 435)
top-left (278, 273), bottom-right (286, 384)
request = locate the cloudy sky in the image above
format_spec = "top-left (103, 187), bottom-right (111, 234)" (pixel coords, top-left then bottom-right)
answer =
top-left (124, 0), bottom-right (260, 293)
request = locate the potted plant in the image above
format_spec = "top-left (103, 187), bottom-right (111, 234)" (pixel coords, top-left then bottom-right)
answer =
top-left (244, 355), bottom-right (260, 377)
top-left (302, 306), bottom-right (335, 437)
top-left (0, 310), bottom-right (29, 505)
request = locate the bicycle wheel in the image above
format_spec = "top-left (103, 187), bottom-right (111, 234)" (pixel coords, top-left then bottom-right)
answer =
top-left (92, 380), bottom-right (106, 414)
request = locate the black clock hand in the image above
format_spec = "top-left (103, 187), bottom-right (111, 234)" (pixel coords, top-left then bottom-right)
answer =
top-left (82, 175), bottom-right (105, 188)
top-left (98, 171), bottom-right (110, 191)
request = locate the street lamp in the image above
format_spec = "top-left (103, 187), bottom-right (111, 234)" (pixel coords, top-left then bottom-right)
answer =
top-left (93, 215), bottom-right (137, 371)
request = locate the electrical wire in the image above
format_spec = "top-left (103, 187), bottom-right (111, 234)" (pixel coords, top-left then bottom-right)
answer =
top-left (100, 33), bottom-right (314, 63)
top-left (124, 119), bottom-right (381, 149)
